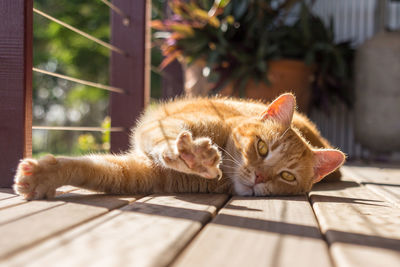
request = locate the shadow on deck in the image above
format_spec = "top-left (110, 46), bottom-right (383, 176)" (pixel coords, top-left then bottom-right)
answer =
top-left (0, 164), bottom-right (400, 267)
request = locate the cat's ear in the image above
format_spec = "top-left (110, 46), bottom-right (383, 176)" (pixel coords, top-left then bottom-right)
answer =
top-left (260, 93), bottom-right (296, 128)
top-left (312, 149), bottom-right (346, 183)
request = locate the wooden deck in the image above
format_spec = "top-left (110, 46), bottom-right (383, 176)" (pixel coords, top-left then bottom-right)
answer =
top-left (0, 165), bottom-right (399, 267)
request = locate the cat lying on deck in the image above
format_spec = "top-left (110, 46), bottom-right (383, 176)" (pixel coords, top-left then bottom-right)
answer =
top-left (14, 93), bottom-right (345, 199)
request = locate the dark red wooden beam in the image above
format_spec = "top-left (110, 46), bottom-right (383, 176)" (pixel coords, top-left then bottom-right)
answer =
top-left (0, 0), bottom-right (33, 187)
top-left (110, 0), bottom-right (150, 153)
top-left (162, 61), bottom-right (184, 100)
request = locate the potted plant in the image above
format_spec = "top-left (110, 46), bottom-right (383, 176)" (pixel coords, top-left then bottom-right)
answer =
top-left (152, 0), bottom-right (354, 111)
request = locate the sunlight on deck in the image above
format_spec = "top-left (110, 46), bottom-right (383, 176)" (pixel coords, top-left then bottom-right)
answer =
top-left (0, 165), bottom-right (399, 267)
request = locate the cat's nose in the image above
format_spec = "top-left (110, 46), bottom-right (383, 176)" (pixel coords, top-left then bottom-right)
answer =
top-left (254, 172), bottom-right (265, 184)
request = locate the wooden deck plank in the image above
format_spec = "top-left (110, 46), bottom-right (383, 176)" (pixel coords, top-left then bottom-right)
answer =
top-left (0, 186), bottom-right (78, 210)
top-left (0, 196), bottom-right (28, 209)
top-left (310, 175), bottom-right (400, 267)
top-left (0, 199), bottom-right (65, 225)
top-left (0, 193), bottom-right (140, 260)
top-left (4, 194), bottom-right (228, 267)
top-left (0, 189), bottom-right (105, 225)
top-left (2, 166), bottom-right (400, 267)
top-left (342, 165), bottom-right (400, 207)
top-left (173, 196), bottom-right (332, 267)
top-left (0, 188), bottom-right (17, 200)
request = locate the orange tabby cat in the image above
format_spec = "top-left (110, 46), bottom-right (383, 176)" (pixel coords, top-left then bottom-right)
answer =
top-left (14, 93), bottom-right (345, 199)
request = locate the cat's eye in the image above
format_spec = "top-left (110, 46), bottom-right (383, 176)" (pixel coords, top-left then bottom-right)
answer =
top-left (257, 140), bottom-right (268, 157)
top-left (280, 171), bottom-right (296, 181)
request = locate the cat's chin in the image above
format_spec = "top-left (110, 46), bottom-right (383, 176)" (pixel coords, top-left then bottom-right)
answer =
top-left (233, 179), bottom-right (274, 196)
top-left (253, 184), bottom-right (271, 196)
top-left (233, 180), bottom-right (254, 196)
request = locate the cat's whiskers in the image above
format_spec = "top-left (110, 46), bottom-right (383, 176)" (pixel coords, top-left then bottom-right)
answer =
top-left (222, 164), bottom-right (252, 176)
top-left (222, 158), bottom-right (241, 166)
top-left (222, 156), bottom-right (242, 167)
top-left (222, 165), bottom-right (238, 169)
top-left (222, 168), bottom-right (241, 176)
top-left (216, 145), bottom-right (242, 166)
top-left (279, 127), bottom-right (291, 139)
top-left (222, 163), bottom-right (252, 178)
top-left (223, 172), bottom-right (240, 175)
top-left (238, 177), bottom-right (254, 187)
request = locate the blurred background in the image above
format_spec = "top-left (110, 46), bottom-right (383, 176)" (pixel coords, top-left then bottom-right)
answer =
top-left (32, 0), bottom-right (400, 163)
top-left (32, 0), bottom-right (162, 156)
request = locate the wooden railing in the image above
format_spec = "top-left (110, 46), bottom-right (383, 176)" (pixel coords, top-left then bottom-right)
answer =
top-left (0, 0), bottom-right (150, 187)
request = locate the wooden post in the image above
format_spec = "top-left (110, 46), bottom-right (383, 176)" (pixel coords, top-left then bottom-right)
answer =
top-left (110, 0), bottom-right (150, 153)
top-left (0, 0), bottom-right (33, 187)
top-left (162, 61), bottom-right (184, 100)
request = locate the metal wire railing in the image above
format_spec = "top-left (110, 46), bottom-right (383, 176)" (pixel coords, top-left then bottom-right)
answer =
top-left (32, 126), bottom-right (124, 132)
top-left (0, 0), bottom-right (148, 185)
top-left (32, 67), bottom-right (125, 94)
top-left (32, 2), bottom-right (128, 135)
top-left (100, 0), bottom-right (130, 26)
top-left (33, 7), bottom-right (126, 55)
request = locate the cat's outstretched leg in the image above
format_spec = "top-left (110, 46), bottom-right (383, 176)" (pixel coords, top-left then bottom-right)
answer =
top-left (14, 154), bottom-right (155, 200)
top-left (159, 131), bottom-right (222, 179)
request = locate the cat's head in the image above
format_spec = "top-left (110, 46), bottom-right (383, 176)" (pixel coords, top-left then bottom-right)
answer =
top-left (227, 93), bottom-right (345, 196)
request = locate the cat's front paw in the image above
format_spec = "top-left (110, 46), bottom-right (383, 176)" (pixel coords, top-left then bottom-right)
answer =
top-left (163, 131), bottom-right (222, 179)
top-left (14, 155), bottom-right (59, 200)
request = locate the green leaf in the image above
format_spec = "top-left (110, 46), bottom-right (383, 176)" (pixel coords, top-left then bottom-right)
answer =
top-left (304, 49), bottom-right (315, 65)
top-left (216, 0), bottom-right (231, 8)
top-left (257, 61), bottom-right (267, 72)
top-left (207, 50), bottom-right (220, 66)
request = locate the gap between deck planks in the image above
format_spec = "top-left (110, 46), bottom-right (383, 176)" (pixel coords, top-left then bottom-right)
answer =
top-left (0, 189), bottom-right (141, 260)
top-left (342, 165), bottom-right (400, 207)
top-left (0, 188), bottom-right (18, 200)
top-left (0, 188), bottom-right (111, 225)
top-left (310, 166), bottom-right (400, 267)
top-left (173, 196), bottom-right (332, 267)
top-left (1, 165), bottom-right (400, 267)
top-left (2, 194), bottom-right (229, 267)
top-left (0, 186), bottom-right (78, 210)
top-left (174, 165), bottom-right (400, 267)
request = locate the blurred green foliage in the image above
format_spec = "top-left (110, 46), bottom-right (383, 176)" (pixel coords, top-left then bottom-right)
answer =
top-left (33, 0), bottom-right (110, 156)
top-left (101, 116), bottom-right (111, 151)
top-left (32, 0), bottom-right (165, 157)
top-left (77, 134), bottom-right (98, 153)
top-left (76, 116), bottom-right (110, 154)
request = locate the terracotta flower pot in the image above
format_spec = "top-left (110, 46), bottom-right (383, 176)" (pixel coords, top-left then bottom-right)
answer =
top-left (221, 59), bottom-right (315, 112)
top-left (184, 59), bottom-right (314, 112)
